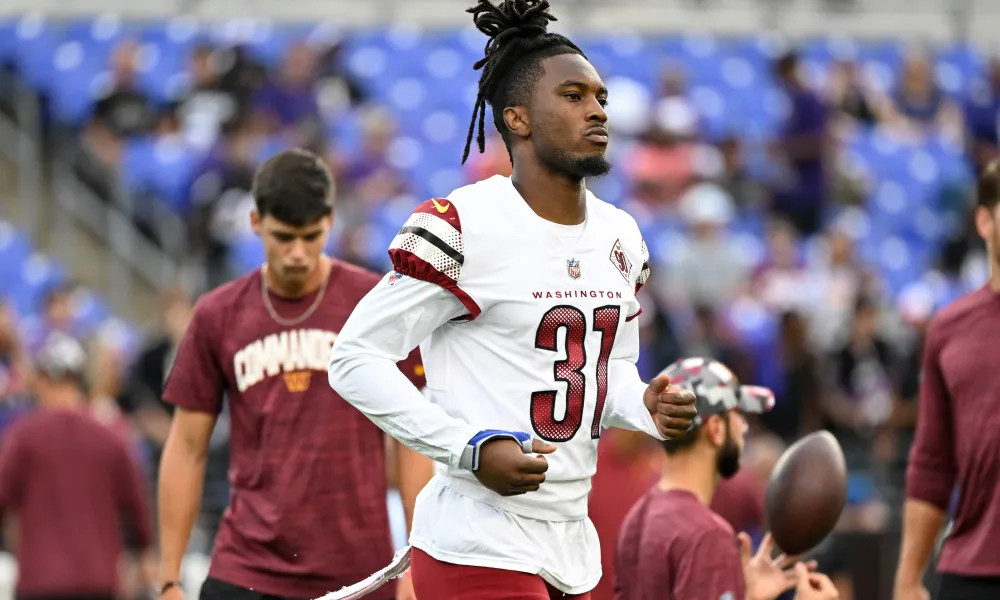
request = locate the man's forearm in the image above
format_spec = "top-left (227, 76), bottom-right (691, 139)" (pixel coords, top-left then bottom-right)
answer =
top-left (157, 435), bottom-right (207, 581)
top-left (329, 350), bottom-right (479, 468)
top-left (896, 498), bottom-right (947, 585)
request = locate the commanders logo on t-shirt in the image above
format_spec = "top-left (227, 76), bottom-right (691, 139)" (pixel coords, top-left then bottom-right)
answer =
top-left (233, 328), bottom-right (338, 393)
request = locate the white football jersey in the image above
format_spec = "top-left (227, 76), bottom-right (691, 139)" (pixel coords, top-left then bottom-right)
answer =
top-left (386, 174), bottom-right (656, 520)
top-left (329, 175), bottom-right (662, 592)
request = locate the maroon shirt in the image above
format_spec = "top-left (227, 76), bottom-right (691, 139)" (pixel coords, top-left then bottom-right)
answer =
top-left (0, 408), bottom-right (152, 597)
top-left (615, 488), bottom-right (744, 600)
top-left (907, 285), bottom-right (1000, 576)
top-left (588, 434), bottom-right (660, 600)
top-left (164, 259), bottom-right (424, 598)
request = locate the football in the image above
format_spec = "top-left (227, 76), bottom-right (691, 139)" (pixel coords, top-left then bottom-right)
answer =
top-left (764, 430), bottom-right (848, 555)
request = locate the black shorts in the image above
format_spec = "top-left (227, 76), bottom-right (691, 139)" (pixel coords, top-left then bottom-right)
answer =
top-left (936, 573), bottom-right (1000, 600)
top-left (199, 577), bottom-right (306, 600)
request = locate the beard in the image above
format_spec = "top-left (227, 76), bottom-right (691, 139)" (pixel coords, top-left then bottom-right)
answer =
top-left (716, 437), bottom-right (742, 479)
top-left (539, 146), bottom-right (612, 180)
top-left (716, 418), bottom-right (742, 479)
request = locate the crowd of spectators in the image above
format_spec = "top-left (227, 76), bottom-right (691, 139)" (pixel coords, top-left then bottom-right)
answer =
top-left (2, 26), bottom-right (1000, 599)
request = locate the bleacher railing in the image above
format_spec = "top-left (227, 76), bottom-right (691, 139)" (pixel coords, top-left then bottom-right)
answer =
top-left (0, 75), bottom-right (183, 316)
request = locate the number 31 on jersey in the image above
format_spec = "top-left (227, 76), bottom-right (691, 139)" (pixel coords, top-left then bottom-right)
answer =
top-left (530, 305), bottom-right (621, 442)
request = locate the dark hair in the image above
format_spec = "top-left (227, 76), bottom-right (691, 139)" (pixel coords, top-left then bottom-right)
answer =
top-left (462, 0), bottom-right (586, 164)
top-left (774, 51), bottom-right (800, 80)
top-left (661, 425), bottom-right (701, 454)
top-left (661, 412), bottom-right (726, 455)
top-left (978, 159), bottom-right (1000, 210)
top-left (252, 149), bottom-right (334, 226)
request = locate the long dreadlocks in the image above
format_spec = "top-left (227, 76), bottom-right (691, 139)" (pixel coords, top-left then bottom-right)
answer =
top-left (461, 0), bottom-right (586, 165)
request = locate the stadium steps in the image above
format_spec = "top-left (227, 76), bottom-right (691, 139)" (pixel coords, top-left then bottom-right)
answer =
top-left (0, 150), bottom-right (161, 328)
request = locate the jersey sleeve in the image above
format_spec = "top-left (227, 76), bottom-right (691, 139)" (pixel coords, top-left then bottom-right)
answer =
top-left (388, 198), bottom-right (481, 319)
top-left (162, 298), bottom-right (226, 414)
top-left (328, 272), bottom-right (482, 468)
top-left (601, 315), bottom-right (665, 440)
top-left (636, 236), bottom-right (651, 294)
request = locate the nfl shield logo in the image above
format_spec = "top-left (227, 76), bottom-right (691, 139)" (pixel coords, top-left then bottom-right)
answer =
top-left (567, 258), bottom-right (581, 279)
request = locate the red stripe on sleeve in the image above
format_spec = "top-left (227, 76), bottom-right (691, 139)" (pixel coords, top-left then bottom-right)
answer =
top-left (389, 248), bottom-right (480, 319)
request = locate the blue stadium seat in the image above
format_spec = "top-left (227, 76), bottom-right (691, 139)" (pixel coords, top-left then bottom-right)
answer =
top-left (12, 14), bottom-right (63, 94)
top-left (8, 254), bottom-right (66, 318)
top-left (0, 18), bottom-right (17, 65)
top-left (0, 222), bottom-right (33, 284)
top-left (122, 136), bottom-right (201, 214)
top-left (47, 40), bottom-right (107, 124)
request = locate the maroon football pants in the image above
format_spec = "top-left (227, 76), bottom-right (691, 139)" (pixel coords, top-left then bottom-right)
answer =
top-left (410, 547), bottom-right (592, 600)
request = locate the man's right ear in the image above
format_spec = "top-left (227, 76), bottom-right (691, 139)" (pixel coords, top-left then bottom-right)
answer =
top-left (704, 414), bottom-right (727, 448)
top-left (503, 106), bottom-right (531, 140)
top-left (975, 205), bottom-right (994, 242)
top-left (250, 210), bottom-right (262, 236)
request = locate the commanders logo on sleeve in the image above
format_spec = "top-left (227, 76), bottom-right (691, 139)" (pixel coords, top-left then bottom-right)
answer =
top-left (609, 239), bottom-right (633, 281)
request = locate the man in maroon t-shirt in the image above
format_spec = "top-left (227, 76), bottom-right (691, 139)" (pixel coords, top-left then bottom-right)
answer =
top-left (0, 333), bottom-right (154, 600)
top-left (614, 357), bottom-right (839, 600)
top-left (894, 160), bottom-right (1000, 600)
top-left (156, 149), bottom-right (431, 600)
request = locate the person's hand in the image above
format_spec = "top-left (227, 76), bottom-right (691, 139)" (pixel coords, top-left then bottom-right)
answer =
top-left (159, 585), bottom-right (184, 600)
top-left (644, 375), bottom-right (697, 439)
top-left (892, 578), bottom-right (930, 600)
top-left (395, 571), bottom-right (416, 600)
top-left (742, 532), bottom-right (816, 600)
top-left (474, 438), bottom-right (556, 496)
top-left (794, 562), bottom-right (840, 600)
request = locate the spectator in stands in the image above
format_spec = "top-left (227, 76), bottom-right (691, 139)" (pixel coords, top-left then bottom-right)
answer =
top-left (624, 69), bottom-right (703, 211)
top-left (214, 45), bottom-right (269, 113)
top-left (659, 182), bottom-right (750, 309)
top-left (821, 295), bottom-right (897, 545)
top-left (771, 51), bottom-right (831, 236)
top-left (826, 59), bottom-right (879, 135)
top-left (652, 64), bottom-right (696, 132)
top-left (684, 304), bottom-right (751, 384)
top-left (809, 221), bottom-right (876, 351)
top-left (823, 296), bottom-right (897, 442)
top-left (718, 135), bottom-right (769, 212)
top-left (337, 106), bottom-right (409, 212)
top-left (964, 57), bottom-right (1000, 172)
top-left (0, 333), bottom-right (155, 600)
top-left (762, 310), bottom-right (822, 443)
top-left (26, 283), bottom-right (84, 354)
top-left (751, 218), bottom-right (812, 314)
top-left (876, 53), bottom-right (964, 144)
top-left (188, 115), bottom-right (260, 286)
top-left (77, 38), bottom-right (156, 199)
top-left (315, 37), bottom-right (369, 118)
top-left (176, 44), bottom-right (240, 153)
top-left (118, 287), bottom-right (230, 555)
top-left (92, 38), bottom-right (157, 140)
top-left (251, 42), bottom-right (323, 149)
